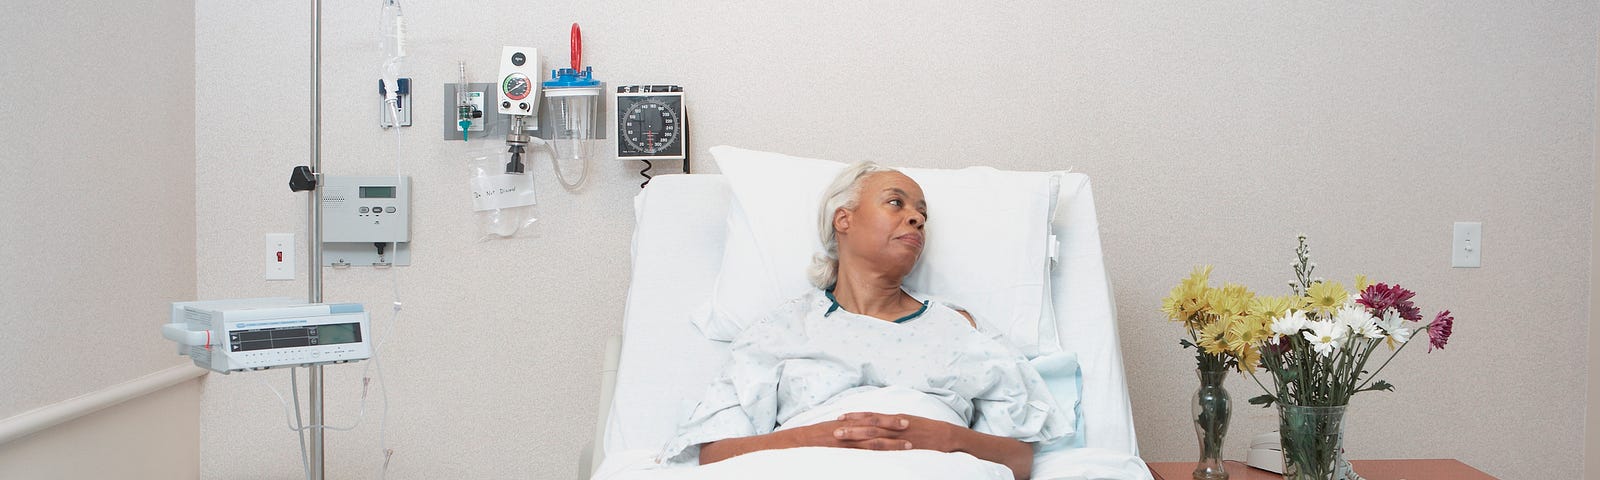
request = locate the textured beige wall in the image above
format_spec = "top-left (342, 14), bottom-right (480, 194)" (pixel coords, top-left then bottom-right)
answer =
top-left (1591, 29), bottom-right (1600, 480)
top-left (0, 379), bottom-right (202, 480)
top-left (0, 0), bottom-right (197, 417)
top-left (195, 2), bottom-right (1596, 479)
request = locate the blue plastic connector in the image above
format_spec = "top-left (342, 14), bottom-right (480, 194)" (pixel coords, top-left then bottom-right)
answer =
top-left (544, 66), bottom-right (599, 88)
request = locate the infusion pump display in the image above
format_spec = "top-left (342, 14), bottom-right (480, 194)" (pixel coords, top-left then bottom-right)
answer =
top-left (230, 322), bottom-right (361, 352)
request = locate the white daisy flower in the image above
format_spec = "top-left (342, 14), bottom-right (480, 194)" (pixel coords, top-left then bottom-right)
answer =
top-left (1303, 320), bottom-right (1345, 357)
top-left (1334, 305), bottom-right (1383, 339)
top-left (1375, 308), bottom-right (1412, 343)
top-left (1271, 310), bottom-right (1310, 338)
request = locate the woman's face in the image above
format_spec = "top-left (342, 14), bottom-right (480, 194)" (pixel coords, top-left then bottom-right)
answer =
top-left (835, 171), bottom-right (928, 278)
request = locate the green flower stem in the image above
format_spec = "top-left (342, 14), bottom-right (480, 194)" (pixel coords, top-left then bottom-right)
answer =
top-left (1354, 334), bottom-right (1417, 392)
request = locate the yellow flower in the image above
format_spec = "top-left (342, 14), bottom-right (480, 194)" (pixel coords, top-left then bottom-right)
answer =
top-left (1354, 274), bottom-right (1371, 293)
top-left (1163, 266), bottom-right (1213, 322)
top-left (1219, 316), bottom-right (1264, 373)
top-left (1183, 265), bottom-right (1214, 290)
top-left (1249, 295), bottom-right (1295, 320)
top-left (1224, 316), bottom-right (1260, 352)
top-left (1303, 281), bottom-right (1349, 315)
top-left (1197, 320), bottom-right (1230, 355)
top-left (1161, 285), bottom-right (1186, 320)
top-left (1234, 341), bottom-right (1262, 373)
top-left (1206, 283), bottom-right (1254, 318)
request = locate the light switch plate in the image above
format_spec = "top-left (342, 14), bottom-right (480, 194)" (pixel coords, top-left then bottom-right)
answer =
top-left (1452, 222), bottom-right (1481, 268)
top-left (266, 233), bottom-right (295, 280)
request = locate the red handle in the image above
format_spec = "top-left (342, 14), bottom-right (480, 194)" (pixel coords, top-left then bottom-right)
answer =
top-left (570, 23), bottom-right (582, 70)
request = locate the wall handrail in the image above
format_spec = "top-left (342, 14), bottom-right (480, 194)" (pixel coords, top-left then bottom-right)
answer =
top-left (0, 363), bottom-right (206, 446)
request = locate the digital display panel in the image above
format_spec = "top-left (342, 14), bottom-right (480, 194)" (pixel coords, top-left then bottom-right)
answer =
top-left (231, 323), bottom-right (362, 352)
top-left (360, 186), bottom-right (396, 198)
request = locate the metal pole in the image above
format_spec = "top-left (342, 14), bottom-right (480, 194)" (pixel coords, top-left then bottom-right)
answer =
top-left (307, 0), bottom-right (325, 478)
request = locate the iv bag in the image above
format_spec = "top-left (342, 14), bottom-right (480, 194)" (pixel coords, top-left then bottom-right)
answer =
top-left (468, 151), bottom-right (538, 240)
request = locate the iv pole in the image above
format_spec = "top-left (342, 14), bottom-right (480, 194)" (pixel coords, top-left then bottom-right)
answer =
top-left (307, 0), bottom-right (326, 478)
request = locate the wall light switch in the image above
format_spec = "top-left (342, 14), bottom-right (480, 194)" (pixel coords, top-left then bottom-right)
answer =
top-left (1452, 222), bottom-right (1481, 268)
top-left (266, 233), bottom-right (295, 280)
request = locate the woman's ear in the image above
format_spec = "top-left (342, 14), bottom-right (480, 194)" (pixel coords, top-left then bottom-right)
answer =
top-left (833, 207), bottom-right (851, 233)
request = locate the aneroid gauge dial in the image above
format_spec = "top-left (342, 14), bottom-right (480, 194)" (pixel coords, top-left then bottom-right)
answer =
top-left (616, 86), bottom-right (685, 160)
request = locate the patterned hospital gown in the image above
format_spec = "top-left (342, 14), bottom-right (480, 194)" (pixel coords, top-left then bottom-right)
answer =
top-left (659, 289), bottom-right (1069, 464)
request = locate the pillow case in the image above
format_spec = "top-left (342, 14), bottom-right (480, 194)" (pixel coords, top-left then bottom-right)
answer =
top-left (690, 146), bottom-right (1062, 357)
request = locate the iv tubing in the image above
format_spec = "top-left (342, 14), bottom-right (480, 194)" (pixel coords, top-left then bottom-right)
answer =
top-left (528, 137), bottom-right (587, 190)
top-left (291, 369), bottom-right (312, 480)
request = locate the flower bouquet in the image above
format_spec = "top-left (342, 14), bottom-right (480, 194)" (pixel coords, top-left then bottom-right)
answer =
top-left (1162, 266), bottom-right (1278, 480)
top-left (1245, 236), bottom-right (1456, 480)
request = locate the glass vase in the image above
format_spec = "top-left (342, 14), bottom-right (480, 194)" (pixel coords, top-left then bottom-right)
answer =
top-left (1277, 405), bottom-right (1362, 480)
top-left (1191, 369), bottom-right (1230, 480)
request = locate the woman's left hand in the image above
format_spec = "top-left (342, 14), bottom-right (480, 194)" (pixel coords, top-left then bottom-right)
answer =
top-left (831, 412), bottom-right (964, 453)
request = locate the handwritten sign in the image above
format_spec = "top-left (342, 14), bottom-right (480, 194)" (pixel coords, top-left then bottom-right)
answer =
top-left (469, 174), bottom-right (537, 211)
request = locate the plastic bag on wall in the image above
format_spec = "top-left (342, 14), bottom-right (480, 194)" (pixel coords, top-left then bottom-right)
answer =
top-left (468, 150), bottom-right (539, 241)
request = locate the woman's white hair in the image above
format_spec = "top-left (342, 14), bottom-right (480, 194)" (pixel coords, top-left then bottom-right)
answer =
top-left (807, 161), bottom-right (897, 289)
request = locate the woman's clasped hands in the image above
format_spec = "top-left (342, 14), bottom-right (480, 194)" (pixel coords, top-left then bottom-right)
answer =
top-left (814, 412), bottom-right (959, 452)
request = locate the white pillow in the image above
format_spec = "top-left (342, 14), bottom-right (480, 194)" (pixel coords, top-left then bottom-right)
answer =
top-left (691, 146), bottom-right (1062, 357)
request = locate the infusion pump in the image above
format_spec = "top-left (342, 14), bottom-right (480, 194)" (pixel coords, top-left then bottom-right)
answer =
top-left (162, 298), bottom-right (372, 374)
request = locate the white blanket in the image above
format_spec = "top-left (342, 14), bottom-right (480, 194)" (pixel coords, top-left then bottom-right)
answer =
top-left (657, 290), bottom-right (1071, 464)
top-left (593, 446), bottom-right (1152, 480)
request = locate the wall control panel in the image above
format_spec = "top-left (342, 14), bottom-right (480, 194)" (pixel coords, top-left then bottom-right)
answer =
top-left (321, 176), bottom-right (411, 243)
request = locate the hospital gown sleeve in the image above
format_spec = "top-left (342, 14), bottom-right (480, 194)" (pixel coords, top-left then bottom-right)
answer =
top-left (656, 320), bottom-right (790, 464)
top-left (955, 336), bottom-right (1073, 445)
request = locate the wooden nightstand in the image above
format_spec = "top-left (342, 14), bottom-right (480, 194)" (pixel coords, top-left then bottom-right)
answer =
top-left (1146, 459), bottom-right (1496, 480)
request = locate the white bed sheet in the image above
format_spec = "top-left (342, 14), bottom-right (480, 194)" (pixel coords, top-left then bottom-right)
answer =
top-left (601, 173), bottom-right (1144, 477)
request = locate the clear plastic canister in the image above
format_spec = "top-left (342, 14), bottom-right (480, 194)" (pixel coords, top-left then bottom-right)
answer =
top-left (542, 86), bottom-right (601, 162)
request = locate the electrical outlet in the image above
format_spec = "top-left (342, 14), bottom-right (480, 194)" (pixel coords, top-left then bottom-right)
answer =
top-left (266, 233), bottom-right (295, 280)
top-left (1452, 222), bottom-right (1481, 268)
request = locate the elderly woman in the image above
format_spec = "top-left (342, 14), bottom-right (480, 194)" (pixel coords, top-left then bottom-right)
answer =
top-left (658, 162), bottom-right (1068, 480)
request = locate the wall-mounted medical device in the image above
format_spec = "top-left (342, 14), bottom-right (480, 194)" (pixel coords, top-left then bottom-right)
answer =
top-left (321, 175), bottom-right (412, 267)
top-left (617, 85), bottom-right (688, 186)
top-left (499, 46), bottom-right (540, 119)
top-left (539, 23), bottom-right (604, 190)
top-left (501, 46), bottom-right (540, 174)
top-left (162, 298), bottom-right (371, 374)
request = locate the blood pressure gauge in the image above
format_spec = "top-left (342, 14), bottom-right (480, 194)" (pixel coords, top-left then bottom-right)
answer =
top-left (616, 86), bottom-right (685, 161)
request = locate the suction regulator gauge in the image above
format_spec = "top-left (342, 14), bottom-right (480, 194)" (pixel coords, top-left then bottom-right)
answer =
top-left (502, 73), bottom-right (532, 101)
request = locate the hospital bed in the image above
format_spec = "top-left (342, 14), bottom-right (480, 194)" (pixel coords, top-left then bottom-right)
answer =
top-left (584, 172), bottom-right (1151, 479)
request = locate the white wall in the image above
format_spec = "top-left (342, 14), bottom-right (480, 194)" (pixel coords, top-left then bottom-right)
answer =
top-left (0, 0), bottom-right (198, 477)
top-left (0, 0), bottom-right (198, 420)
top-left (195, 2), bottom-right (1597, 479)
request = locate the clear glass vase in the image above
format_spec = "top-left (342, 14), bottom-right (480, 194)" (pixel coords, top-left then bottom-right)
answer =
top-left (1277, 405), bottom-right (1362, 480)
top-left (1191, 369), bottom-right (1230, 480)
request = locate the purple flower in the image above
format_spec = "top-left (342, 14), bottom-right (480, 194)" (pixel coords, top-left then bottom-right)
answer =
top-left (1427, 310), bottom-right (1454, 352)
top-left (1357, 283), bottom-right (1421, 321)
